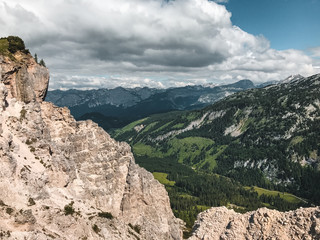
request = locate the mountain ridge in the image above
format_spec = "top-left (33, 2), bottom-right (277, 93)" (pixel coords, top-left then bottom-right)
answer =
top-left (46, 80), bottom-right (256, 130)
top-left (114, 73), bottom-right (320, 205)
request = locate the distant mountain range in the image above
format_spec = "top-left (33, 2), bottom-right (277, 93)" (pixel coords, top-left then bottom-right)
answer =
top-left (110, 73), bottom-right (318, 228)
top-left (113, 73), bottom-right (320, 205)
top-left (46, 79), bottom-right (260, 130)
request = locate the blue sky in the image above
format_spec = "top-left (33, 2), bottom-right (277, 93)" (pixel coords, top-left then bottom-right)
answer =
top-left (0, 0), bottom-right (319, 89)
top-left (220, 0), bottom-right (320, 50)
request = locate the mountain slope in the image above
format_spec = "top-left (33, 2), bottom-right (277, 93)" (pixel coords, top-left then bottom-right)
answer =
top-left (113, 74), bottom-right (320, 205)
top-left (46, 80), bottom-right (255, 130)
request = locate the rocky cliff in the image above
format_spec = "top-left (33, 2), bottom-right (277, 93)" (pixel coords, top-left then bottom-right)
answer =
top-left (189, 206), bottom-right (320, 240)
top-left (0, 49), bottom-right (182, 239)
top-left (0, 51), bottom-right (49, 103)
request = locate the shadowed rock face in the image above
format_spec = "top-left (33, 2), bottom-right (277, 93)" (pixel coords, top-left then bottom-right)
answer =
top-left (189, 206), bottom-right (320, 240)
top-left (0, 52), bottom-right (49, 103)
top-left (0, 50), bottom-right (183, 239)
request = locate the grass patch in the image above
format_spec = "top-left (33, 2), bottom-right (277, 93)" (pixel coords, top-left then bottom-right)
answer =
top-left (153, 172), bottom-right (175, 186)
top-left (195, 155), bottom-right (217, 171)
top-left (133, 143), bottom-right (163, 158)
top-left (196, 205), bottom-right (211, 211)
top-left (240, 118), bottom-right (253, 132)
top-left (153, 121), bottom-right (173, 133)
top-left (168, 137), bottom-right (215, 164)
top-left (185, 112), bottom-right (200, 121)
top-left (0, 38), bottom-right (9, 55)
top-left (214, 145), bottom-right (228, 158)
top-left (245, 186), bottom-right (303, 204)
top-left (172, 123), bottom-right (185, 129)
top-left (113, 118), bottom-right (148, 137)
top-left (309, 150), bottom-right (318, 159)
top-left (290, 136), bottom-right (304, 146)
top-left (227, 203), bottom-right (245, 210)
top-left (179, 193), bottom-right (199, 200)
top-left (140, 122), bottom-right (158, 134)
top-left (262, 202), bottom-right (272, 208)
top-left (257, 117), bottom-right (267, 127)
top-left (133, 137), bottom-right (220, 171)
top-left (197, 145), bottom-right (228, 170)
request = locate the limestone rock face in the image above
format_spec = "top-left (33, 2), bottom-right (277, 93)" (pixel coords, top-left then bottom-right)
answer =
top-left (189, 206), bottom-right (320, 240)
top-left (0, 52), bottom-right (49, 103)
top-left (0, 82), bottom-right (183, 239)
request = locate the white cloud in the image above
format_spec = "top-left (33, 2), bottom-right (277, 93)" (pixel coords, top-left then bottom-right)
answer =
top-left (307, 46), bottom-right (320, 70)
top-left (211, 0), bottom-right (229, 3)
top-left (309, 46), bottom-right (320, 58)
top-left (0, 0), bottom-right (318, 89)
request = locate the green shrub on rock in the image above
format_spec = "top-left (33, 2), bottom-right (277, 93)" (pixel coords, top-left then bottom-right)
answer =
top-left (64, 201), bottom-right (75, 216)
top-left (7, 36), bottom-right (28, 54)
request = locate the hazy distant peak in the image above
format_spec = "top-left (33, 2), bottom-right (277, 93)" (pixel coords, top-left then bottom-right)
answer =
top-left (280, 74), bottom-right (304, 84)
top-left (202, 83), bottom-right (220, 88)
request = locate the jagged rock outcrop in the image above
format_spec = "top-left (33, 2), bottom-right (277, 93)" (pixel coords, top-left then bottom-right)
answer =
top-left (189, 206), bottom-right (320, 240)
top-left (0, 51), bottom-right (182, 239)
top-left (0, 52), bottom-right (49, 103)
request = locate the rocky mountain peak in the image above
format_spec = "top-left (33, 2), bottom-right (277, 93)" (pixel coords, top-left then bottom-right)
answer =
top-left (280, 74), bottom-right (305, 84)
top-left (0, 38), bottom-right (49, 103)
